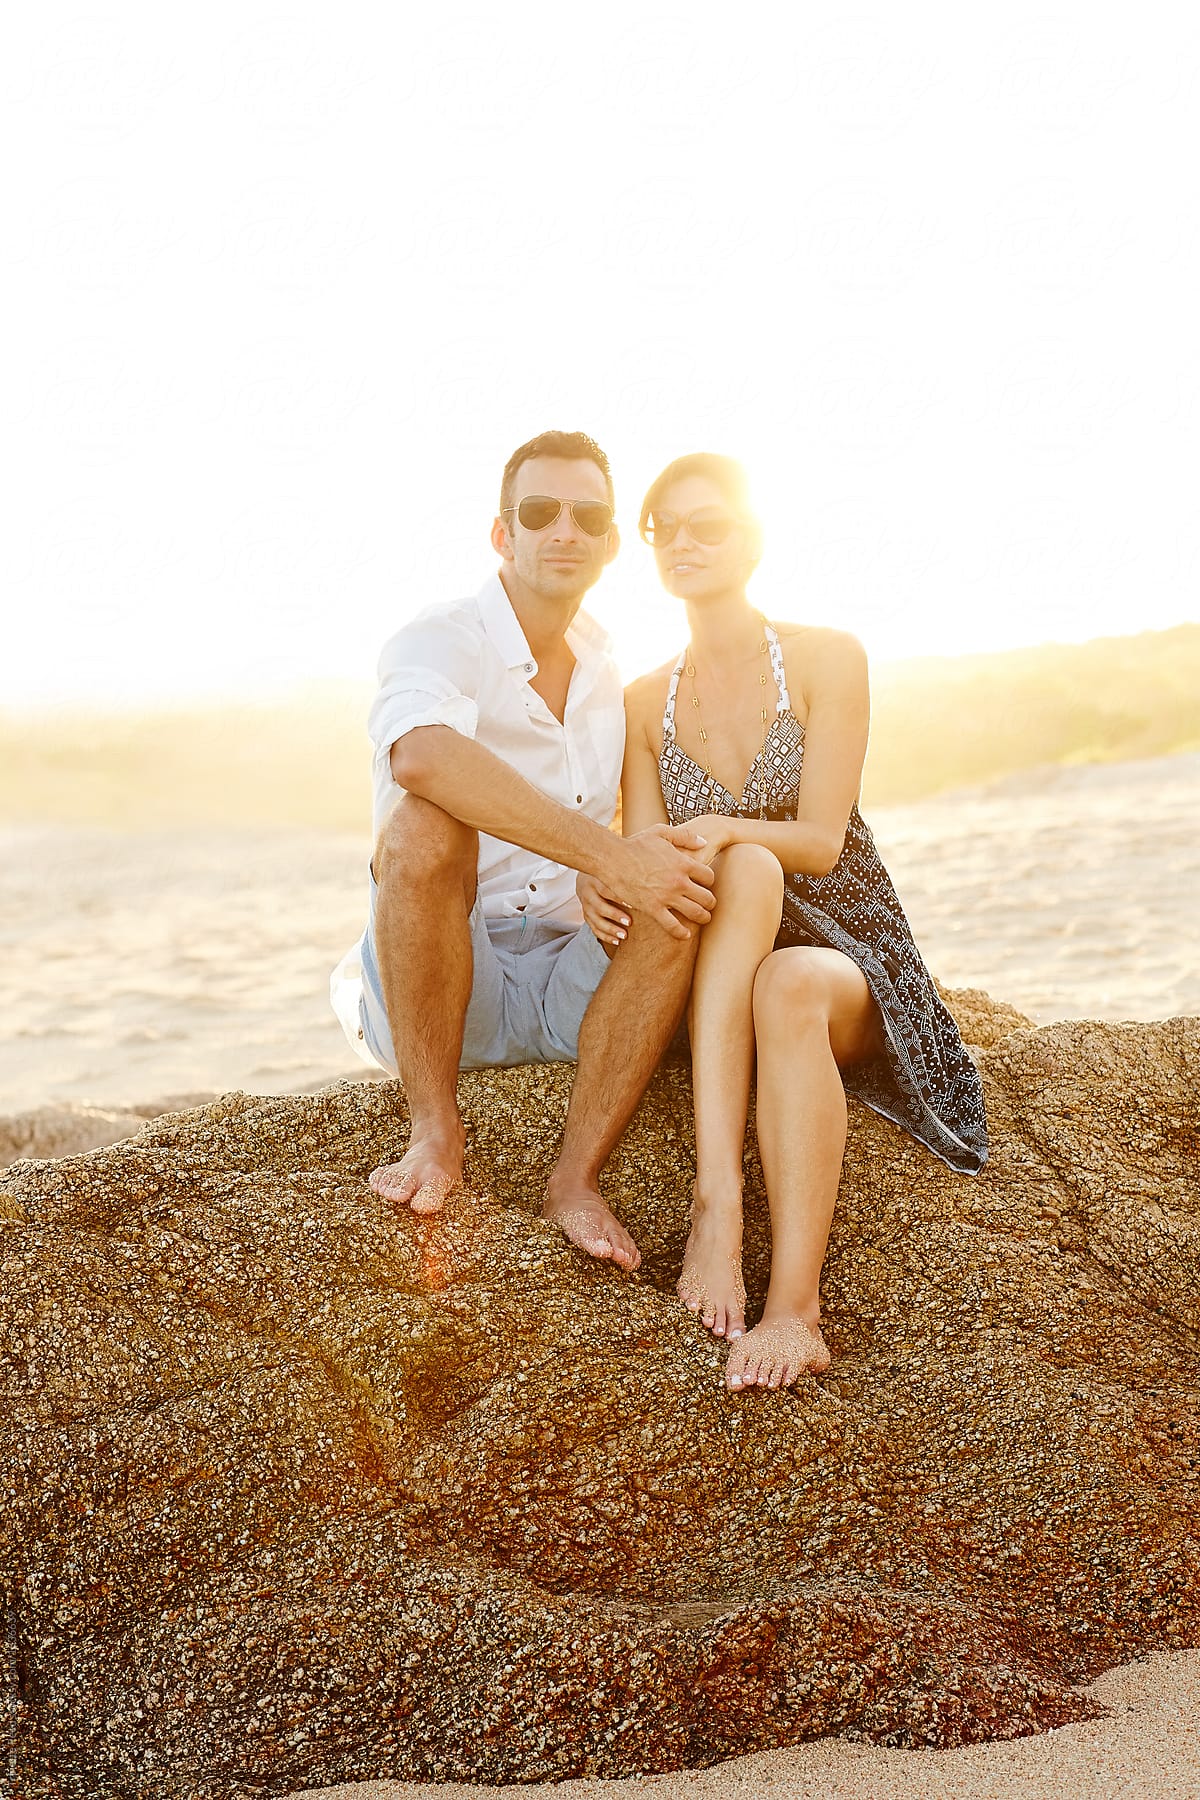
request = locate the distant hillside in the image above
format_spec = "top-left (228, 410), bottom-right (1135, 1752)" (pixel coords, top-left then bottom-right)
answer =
top-left (2, 627), bottom-right (1197, 829)
top-left (862, 624), bottom-right (1200, 805)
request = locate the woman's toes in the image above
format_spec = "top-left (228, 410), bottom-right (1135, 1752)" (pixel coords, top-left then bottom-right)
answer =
top-left (712, 1306), bottom-right (727, 1339)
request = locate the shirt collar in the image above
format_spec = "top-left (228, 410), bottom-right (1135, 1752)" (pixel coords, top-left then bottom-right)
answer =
top-left (476, 573), bottom-right (613, 672)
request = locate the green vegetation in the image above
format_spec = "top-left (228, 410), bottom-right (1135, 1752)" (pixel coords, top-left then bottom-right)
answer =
top-left (862, 624), bottom-right (1200, 805)
top-left (2, 628), bottom-right (1197, 828)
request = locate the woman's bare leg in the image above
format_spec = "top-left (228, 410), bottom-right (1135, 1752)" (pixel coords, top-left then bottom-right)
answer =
top-left (725, 946), bottom-right (884, 1391)
top-left (677, 843), bottom-right (783, 1339)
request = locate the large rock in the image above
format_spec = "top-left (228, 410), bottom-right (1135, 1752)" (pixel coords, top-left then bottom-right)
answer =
top-left (1, 995), bottom-right (1198, 1799)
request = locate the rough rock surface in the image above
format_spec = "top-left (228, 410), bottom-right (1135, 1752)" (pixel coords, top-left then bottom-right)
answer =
top-left (1, 993), bottom-right (1198, 1799)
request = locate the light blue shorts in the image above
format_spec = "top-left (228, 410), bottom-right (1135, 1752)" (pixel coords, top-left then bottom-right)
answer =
top-left (358, 868), bottom-right (611, 1073)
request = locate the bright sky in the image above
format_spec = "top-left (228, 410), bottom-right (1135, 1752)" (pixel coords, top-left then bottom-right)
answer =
top-left (4, 5), bottom-right (1198, 708)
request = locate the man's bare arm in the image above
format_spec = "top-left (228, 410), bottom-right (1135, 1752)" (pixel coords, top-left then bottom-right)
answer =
top-left (390, 726), bottom-right (714, 938)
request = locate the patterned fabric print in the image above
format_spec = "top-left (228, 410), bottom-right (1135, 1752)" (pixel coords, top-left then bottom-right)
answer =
top-left (660, 634), bottom-right (988, 1173)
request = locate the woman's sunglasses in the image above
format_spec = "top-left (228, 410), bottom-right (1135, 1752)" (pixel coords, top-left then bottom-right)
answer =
top-left (639, 507), bottom-right (744, 548)
top-left (502, 495), bottom-right (614, 537)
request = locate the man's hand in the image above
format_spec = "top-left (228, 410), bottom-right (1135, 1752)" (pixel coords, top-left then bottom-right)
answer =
top-left (601, 825), bottom-right (717, 941)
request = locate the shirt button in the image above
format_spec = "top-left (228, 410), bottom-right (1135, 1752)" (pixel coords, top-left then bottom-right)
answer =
top-left (529, 882), bottom-right (537, 891)
top-left (524, 663), bottom-right (534, 673)
top-left (576, 795), bottom-right (583, 804)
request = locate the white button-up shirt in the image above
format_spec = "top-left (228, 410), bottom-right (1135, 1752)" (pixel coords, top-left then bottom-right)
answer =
top-left (366, 574), bottom-right (625, 923)
top-left (331, 576), bottom-right (624, 1064)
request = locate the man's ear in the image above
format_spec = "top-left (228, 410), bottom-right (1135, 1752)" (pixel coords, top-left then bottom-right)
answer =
top-left (491, 514), bottom-right (515, 561)
top-left (603, 522), bottom-right (621, 565)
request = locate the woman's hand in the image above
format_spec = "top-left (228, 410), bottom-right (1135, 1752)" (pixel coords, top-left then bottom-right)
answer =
top-left (683, 813), bottom-right (741, 865)
top-left (577, 872), bottom-right (631, 947)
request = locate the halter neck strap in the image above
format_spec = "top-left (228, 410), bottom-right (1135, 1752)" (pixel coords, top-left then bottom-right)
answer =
top-left (764, 620), bottom-right (791, 713)
top-left (662, 619), bottom-right (789, 746)
top-left (663, 650), bottom-right (687, 742)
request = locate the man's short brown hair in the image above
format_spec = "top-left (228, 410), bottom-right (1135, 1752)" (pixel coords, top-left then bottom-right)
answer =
top-left (500, 431), bottom-right (614, 514)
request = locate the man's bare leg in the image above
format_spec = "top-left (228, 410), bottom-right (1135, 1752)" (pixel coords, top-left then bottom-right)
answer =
top-left (542, 913), bottom-right (699, 1269)
top-left (367, 795), bottom-right (478, 1214)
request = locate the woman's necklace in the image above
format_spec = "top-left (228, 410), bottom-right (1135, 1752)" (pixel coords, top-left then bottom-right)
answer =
top-left (684, 615), bottom-right (772, 820)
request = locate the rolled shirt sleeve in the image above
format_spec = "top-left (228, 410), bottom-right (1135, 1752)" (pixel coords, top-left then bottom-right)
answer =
top-left (368, 617), bottom-right (482, 787)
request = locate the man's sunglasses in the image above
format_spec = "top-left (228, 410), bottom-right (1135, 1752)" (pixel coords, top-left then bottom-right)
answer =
top-left (639, 507), bottom-right (744, 548)
top-left (502, 495), bottom-right (614, 537)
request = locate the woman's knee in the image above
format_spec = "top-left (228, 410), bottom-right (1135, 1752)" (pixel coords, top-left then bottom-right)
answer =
top-left (713, 841), bottom-right (784, 914)
top-left (752, 948), bottom-right (834, 1030)
top-left (374, 795), bottom-right (477, 892)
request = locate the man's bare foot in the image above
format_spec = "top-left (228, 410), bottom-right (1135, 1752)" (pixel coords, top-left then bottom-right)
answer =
top-left (368, 1122), bottom-right (465, 1216)
top-left (677, 1183), bottom-right (746, 1340)
top-left (542, 1175), bottom-right (641, 1271)
top-left (725, 1312), bottom-right (831, 1390)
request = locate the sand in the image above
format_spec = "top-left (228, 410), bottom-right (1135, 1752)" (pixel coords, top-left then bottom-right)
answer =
top-left (2, 752), bottom-right (1196, 1116)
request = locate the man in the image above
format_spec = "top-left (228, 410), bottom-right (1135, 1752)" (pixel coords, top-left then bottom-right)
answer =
top-left (332, 430), bottom-right (715, 1270)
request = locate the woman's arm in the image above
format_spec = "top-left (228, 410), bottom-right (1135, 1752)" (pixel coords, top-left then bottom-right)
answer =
top-left (691, 629), bottom-right (870, 879)
top-left (618, 679), bottom-right (672, 835)
top-left (578, 677), bottom-right (674, 943)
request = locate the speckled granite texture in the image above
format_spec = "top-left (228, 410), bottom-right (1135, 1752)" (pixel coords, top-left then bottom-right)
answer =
top-left (1, 993), bottom-right (1197, 1798)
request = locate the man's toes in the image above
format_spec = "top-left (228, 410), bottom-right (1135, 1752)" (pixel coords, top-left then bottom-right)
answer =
top-left (410, 1176), bottom-right (454, 1216)
top-left (580, 1219), bottom-right (617, 1259)
top-left (612, 1230), bottom-right (640, 1271)
top-left (575, 1223), bottom-right (612, 1258)
top-left (369, 1166), bottom-right (415, 1202)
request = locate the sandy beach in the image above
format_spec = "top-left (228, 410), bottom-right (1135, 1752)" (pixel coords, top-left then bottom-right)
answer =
top-left (2, 752), bottom-right (1196, 1118)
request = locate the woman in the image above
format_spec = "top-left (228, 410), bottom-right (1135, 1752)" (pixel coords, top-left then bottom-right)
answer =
top-left (578, 454), bottom-right (987, 1393)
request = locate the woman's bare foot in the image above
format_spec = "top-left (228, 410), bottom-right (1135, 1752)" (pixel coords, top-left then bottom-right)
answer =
top-left (725, 1311), bottom-right (831, 1390)
top-left (542, 1174), bottom-right (641, 1270)
top-left (677, 1184), bottom-right (746, 1339)
top-left (368, 1120), bottom-right (465, 1215)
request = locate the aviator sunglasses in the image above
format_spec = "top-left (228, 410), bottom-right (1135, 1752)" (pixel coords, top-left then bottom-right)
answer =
top-left (502, 495), bottom-right (615, 537)
top-left (639, 506), bottom-right (745, 548)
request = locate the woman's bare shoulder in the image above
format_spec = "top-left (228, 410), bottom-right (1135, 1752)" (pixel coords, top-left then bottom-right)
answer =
top-left (773, 620), bottom-right (865, 658)
top-left (773, 621), bottom-right (868, 681)
top-left (624, 657), bottom-right (677, 715)
top-left (623, 658), bottom-right (677, 755)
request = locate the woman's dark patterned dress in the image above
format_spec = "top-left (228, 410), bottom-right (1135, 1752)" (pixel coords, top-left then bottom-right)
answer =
top-left (659, 624), bottom-right (988, 1173)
